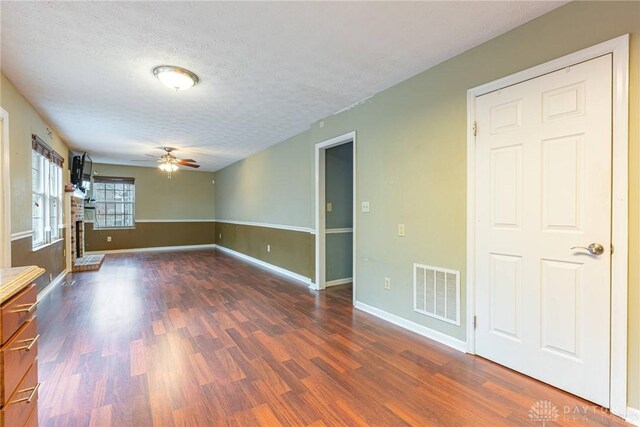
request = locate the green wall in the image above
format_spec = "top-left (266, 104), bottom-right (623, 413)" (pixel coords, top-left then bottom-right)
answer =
top-left (325, 142), bottom-right (353, 282)
top-left (214, 132), bottom-right (311, 228)
top-left (214, 1), bottom-right (640, 409)
top-left (325, 142), bottom-right (353, 229)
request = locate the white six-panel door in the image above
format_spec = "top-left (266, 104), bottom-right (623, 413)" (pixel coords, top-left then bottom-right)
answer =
top-left (475, 54), bottom-right (612, 406)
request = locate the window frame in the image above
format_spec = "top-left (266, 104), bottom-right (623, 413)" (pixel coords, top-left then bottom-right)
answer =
top-left (31, 149), bottom-right (64, 250)
top-left (92, 177), bottom-right (136, 230)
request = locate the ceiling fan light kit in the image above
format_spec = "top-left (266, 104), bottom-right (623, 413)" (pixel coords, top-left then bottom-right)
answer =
top-left (153, 65), bottom-right (199, 91)
top-left (158, 163), bottom-right (178, 172)
top-left (147, 147), bottom-right (201, 177)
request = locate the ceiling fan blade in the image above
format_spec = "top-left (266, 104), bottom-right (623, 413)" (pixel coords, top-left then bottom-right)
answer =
top-left (144, 154), bottom-right (158, 158)
top-left (179, 158), bottom-right (196, 163)
top-left (178, 161), bottom-right (200, 168)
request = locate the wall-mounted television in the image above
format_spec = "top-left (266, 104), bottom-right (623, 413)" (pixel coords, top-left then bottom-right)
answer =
top-left (71, 152), bottom-right (92, 192)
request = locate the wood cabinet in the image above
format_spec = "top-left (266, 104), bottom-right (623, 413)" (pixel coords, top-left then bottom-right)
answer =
top-left (0, 267), bottom-right (44, 427)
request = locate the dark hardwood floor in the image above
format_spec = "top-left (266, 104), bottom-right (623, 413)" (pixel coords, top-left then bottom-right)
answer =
top-left (37, 249), bottom-right (628, 426)
top-left (324, 284), bottom-right (352, 303)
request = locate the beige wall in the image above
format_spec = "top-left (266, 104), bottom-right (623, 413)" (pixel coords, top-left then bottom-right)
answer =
top-left (90, 163), bottom-right (215, 220)
top-left (1, 73), bottom-right (70, 233)
top-left (1, 73), bottom-right (69, 288)
top-left (84, 163), bottom-right (215, 251)
top-left (214, 2), bottom-right (640, 409)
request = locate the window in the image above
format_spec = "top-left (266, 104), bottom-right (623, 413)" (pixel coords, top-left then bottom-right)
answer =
top-left (32, 153), bottom-right (45, 247)
top-left (49, 162), bottom-right (63, 240)
top-left (31, 135), bottom-right (64, 249)
top-left (93, 177), bottom-right (135, 229)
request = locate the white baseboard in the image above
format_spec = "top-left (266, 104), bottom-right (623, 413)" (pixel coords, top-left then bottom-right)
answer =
top-left (325, 277), bottom-right (353, 287)
top-left (215, 245), bottom-right (312, 286)
top-left (354, 301), bottom-right (467, 353)
top-left (627, 407), bottom-right (640, 426)
top-left (85, 243), bottom-right (216, 255)
top-left (37, 269), bottom-right (68, 301)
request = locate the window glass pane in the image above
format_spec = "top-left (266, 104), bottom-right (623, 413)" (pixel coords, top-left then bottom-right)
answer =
top-left (93, 181), bottom-right (135, 229)
top-left (32, 152), bottom-right (45, 247)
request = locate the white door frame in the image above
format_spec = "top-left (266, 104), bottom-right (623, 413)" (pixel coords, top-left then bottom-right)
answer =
top-left (0, 108), bottom-right (11, 268)
top-left (314, 131), bottom-right (357, 301)
top-left (466, 34), bottom-right (629, 416)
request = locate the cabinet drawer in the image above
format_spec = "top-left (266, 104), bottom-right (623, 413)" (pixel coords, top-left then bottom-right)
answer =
top-left (0, 317), bottom-right (38, 406)
top-left (0, 362), bottom-right (38, 427)
top-left (1, 285), bottom-right (37, 345)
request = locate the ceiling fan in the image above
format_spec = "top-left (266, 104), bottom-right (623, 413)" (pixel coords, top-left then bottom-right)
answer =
top-left (133, 147), bottom-right (200, 176)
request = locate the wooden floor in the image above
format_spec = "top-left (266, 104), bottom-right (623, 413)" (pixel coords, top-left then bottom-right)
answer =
top-left (37, 249), bottom-right (628, 426)
top-left (324, 284), bottom-right (352, 303)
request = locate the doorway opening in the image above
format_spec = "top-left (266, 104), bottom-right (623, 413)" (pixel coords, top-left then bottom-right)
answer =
top-left (314, 132), bottom-right (356, 303)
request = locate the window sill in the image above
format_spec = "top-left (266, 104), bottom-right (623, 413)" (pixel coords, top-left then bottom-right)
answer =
top-left (92, 226), bottom-right (136, 231)
top-left (32, 238), bottom-right (64, 252)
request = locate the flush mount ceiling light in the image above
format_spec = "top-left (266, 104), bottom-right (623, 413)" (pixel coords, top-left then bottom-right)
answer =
top-left (153, 65), bottom-right (199, 91)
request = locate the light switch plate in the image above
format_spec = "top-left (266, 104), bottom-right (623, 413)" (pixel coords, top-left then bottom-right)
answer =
top-left (398, 224), bottom-right (405, 237)
top-left (327, 202), bottom-right (333, 212)
top-left (361, 201), bottom-right (370, 213)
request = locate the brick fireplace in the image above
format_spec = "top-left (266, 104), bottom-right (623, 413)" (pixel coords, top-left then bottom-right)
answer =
top-left (71, 194), bottom-right (84, 264)
top-left (70, 194), bottom-right (84, 261)
top-left (70, 192), bottom-right (104, 272)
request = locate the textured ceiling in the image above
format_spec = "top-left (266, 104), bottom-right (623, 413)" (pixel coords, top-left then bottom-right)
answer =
top-left (1, 1), bottom-right (565, 172)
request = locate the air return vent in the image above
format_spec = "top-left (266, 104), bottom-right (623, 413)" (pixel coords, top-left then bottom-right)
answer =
top-left (414, 264), bottom-right (460, 325)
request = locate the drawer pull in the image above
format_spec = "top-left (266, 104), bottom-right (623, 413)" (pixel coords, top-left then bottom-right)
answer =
top-left (8, 383), bottom-right (40, 405)
top-left (10, 334), bottom-right (40, 352)
top-left (9, 302), bottom-right (38, 313)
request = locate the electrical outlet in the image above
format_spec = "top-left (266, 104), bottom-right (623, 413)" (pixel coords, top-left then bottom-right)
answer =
top-left (361, 201), bottom-right (370, 213)
top-left (384, 277), bottom-right (391, 290)
top-left (398, 224), bottom-right (405, 237)
top-left (49, 273), bottom-right (53, 282)
top-left (219, 233), bottom-right (222, 239)
top-left (267, 244), bottom-right (271, 252)
top-left (326, 202), bottom-right (333, 212)
top-left (107, 236), bottom-right (112, 242)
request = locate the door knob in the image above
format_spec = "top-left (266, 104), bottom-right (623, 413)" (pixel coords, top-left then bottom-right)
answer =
top-left (571, 243), bottom-right (605, 255)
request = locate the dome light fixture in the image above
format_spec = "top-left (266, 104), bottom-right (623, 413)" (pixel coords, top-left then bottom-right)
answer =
top-left (153, 65), bottom-right (199, 91)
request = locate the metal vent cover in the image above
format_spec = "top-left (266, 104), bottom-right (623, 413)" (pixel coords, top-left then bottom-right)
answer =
top-left (414, 263), bottom-right (460, 325)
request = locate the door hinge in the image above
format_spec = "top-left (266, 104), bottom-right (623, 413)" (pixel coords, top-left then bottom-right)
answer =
top-left (473, 315), bottom-right (477, 330)
top-left (611, 243), bottom-right (614, 255)
top-left (472, 121), bottom-right (478, 137)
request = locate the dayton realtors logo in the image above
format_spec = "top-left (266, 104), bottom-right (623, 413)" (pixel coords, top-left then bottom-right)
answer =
top-left (529, 400), bottom-right (560, 425)
top-left (529, 400), bottom-right (610, 424)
